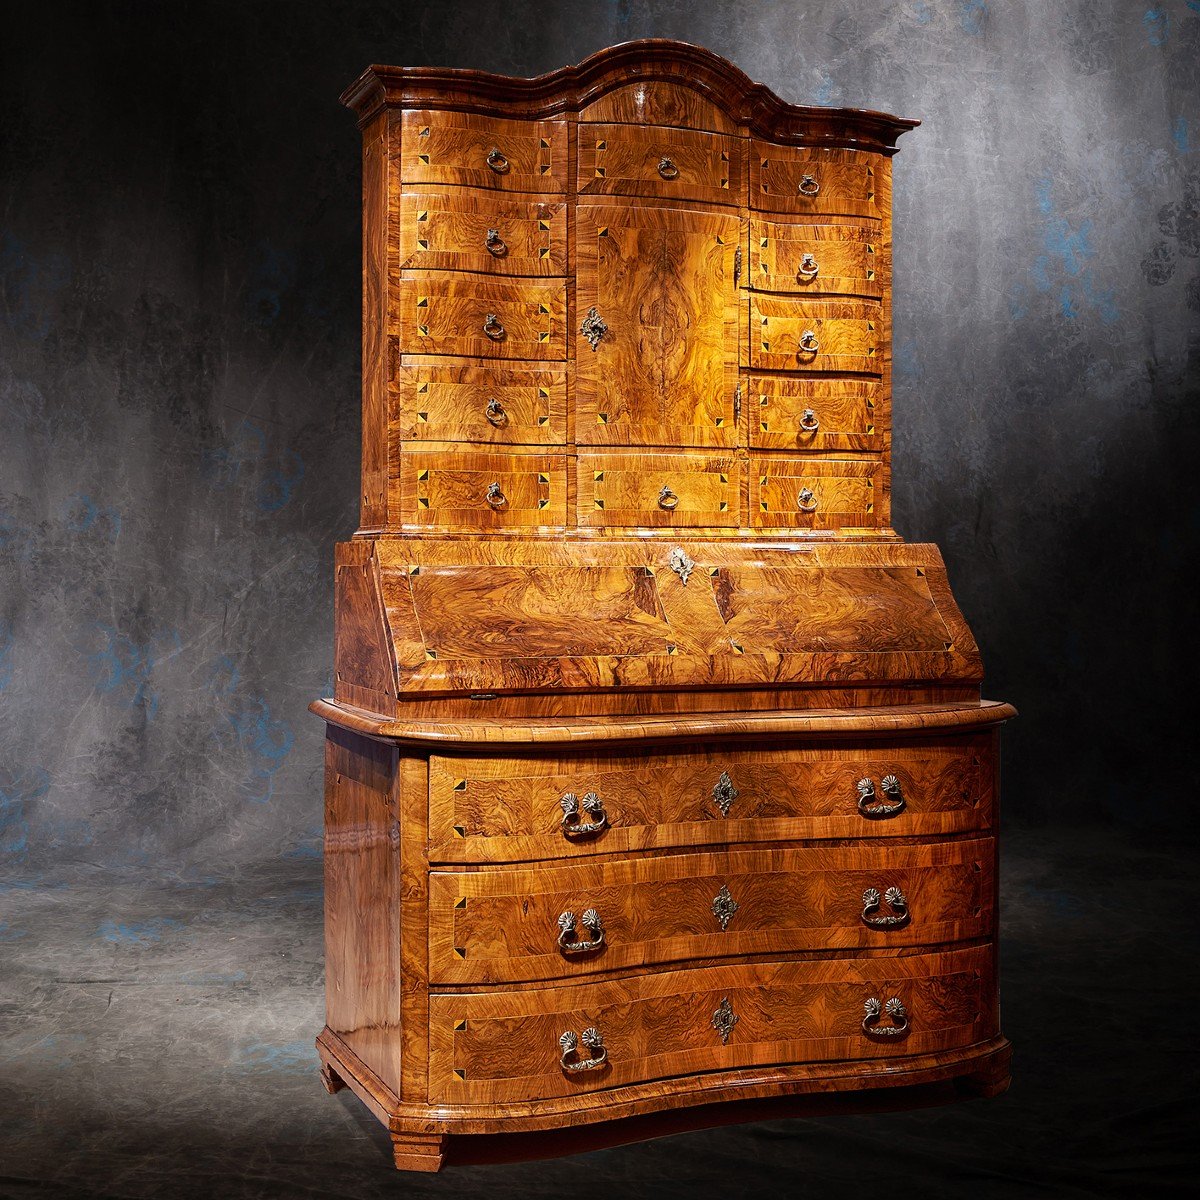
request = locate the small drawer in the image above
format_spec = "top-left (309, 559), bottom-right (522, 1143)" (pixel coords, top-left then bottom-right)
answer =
top-left (577, 452), bottom-right (739, 528)
top-left (750, 218), bottom-right (883, 298)
top-left (398, 277), bottom-right (567, 361)
top-left (399, 449), bottom-right (567, 530)
top-left (750, 296), bottom-right (882, 375)
top-left (428, 733), bottom-right (994, 862)
top-left (400, 111), bottom-right (568, 194)
top-left (751, 457), bottom-right (883, 531)
top-left (752, 144), bottom-right (881, 216)
top-left (428, 944), bottom-right (995, 1103)
top-left (395, 362), bottom-right (567, 446)
top-left (749, 376), bottom-right (882, 452)
top-left (429, 839), bottom-right (994, 984)
top-left (399, 193), bottom-right (567, 277)
top-left (578, 123), bottom-right (745, 206)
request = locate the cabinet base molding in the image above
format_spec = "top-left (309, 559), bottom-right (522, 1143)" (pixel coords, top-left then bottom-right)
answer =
top-left (317, 1027), bottom-right (1011, 1172)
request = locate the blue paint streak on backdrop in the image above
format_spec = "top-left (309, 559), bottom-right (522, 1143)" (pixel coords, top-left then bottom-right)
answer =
top-left (960, 0), bottom-right (986, 36)
top-left (64, 495), bottom-right (122, 541)
top-left (1, 768), bottom-right (50, 863)
top-left (98, 917), bottom-right (183, 945)
top-left (1144, 8), bottom-right (1169, 45)
top-left (1172, 117), bottom-right (1190, 154)
top-left (87, 625), bottom-right (181, 717)
top-left (0, 620), bottom-right (14, 691)
top-left (237, 1040), bottom-right (317, 1073)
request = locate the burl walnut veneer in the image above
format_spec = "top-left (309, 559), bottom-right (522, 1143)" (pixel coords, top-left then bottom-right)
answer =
top-left (314, 40), bottom-right (1014, 1172)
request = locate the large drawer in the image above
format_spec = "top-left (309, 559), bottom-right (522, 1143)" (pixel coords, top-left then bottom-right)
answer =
top-left (749, 376), bottom-right (882, 452)
top-left (429, 838), bottom-right (994, 984)
top-left (751, 457), bottom-right (884, 531)
top-left (751, 144), bottom-right (881, 217)
top-left (428, 944), bottom-right (995, 1103)
top-left (750, 296), bottom-right (882, 374)
top-left (576, 451), bottom-right (740, 528)
top-left (750, 218), bottom-right (883, 298)
top-left (428, 732), bottom-right (995, 862)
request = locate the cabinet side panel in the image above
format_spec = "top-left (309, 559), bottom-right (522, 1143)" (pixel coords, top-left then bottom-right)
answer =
top-left (324, 725), bottom-right (402, 1095)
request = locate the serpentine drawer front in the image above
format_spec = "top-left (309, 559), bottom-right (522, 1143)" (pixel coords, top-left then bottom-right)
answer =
top-left (427, 945), bottom-right (995, 1104)
top-left (428, 838), bottom-right (994, 984)
top-left (319, 43), bottom-right (1011, 1173)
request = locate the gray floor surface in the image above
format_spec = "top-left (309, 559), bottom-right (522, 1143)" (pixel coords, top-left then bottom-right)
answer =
top-left (1, 825), bottom-right (1193, 1199)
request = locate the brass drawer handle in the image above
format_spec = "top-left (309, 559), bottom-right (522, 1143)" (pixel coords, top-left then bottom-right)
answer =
top-left (580, 305), bottom-right (607, 351)
top-left (799, 408), bottom-right (820, 432)
top-left (485, 481), bottom-right (507, 509)
top-left (560, 791), bottom-right (608, 838)
top-left (483, 312), bottom-right (505, 341)
top-left (712, 769), bottom-right (739, 817)
top-left (857, 775), bottom-right (905, 818)
top-left (797, 487), bottom-right (818, 512)
top-left (485, 228), bottom-right (507, 257)
top-left (486, 146), bottom-right (510, 173)
top-left (559, 1027), bottom-right (607, 1072)
top-left (798, 173), bottom-right (820, 196)
top-left (658, 485), bottom-right (680, 511)
top-left (657, 156), bottom-right (680, 179)
top-left (798, 253), bottom-right (819, 280)
top-left (557, 908), bottom-right (605, 954)
top-left (485, 398), bottom-right (507, 427)
top-left (861, 886), bottom-right (909, 928)
top-left (798, 329), bottom-right (819, 354)
top-left (711, 883), bottom-right (739, 931)
top-left (862, 996), bottom-right (909, 1038)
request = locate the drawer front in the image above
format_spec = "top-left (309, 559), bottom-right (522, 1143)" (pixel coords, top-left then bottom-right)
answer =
top-left (752, 145), bottom-right (880, 216)
top-left (398, 277), bottom-right (567, 361)
top-left (428, 945), bottom-right (995, 1103)
top-left (399, 450), bottom-right (567, 530)
top-left (400, 111), bottom-right (569, 194)
top-left (429, 839), bottom-right (994, 984)
top-left (395, 363), bottom-right (567, 446)
top-left (428, 734), bottom-right (994, 862)
top-left (399, 193), bottom-right (567, 277)
top-left (750, 376), bottom-right (882, 452)
top-left (578, 123), bottom-right (745, 206)
top-left (577, 452), bottom-right (739, 529)
top-left (751, 458), bottom-right (884, 531)
top-left (750, 219), bottom-right (883, 298)
top-left (750, 296), bottom-right (882, 375)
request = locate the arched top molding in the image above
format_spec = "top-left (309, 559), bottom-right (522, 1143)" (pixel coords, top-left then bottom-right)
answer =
top-left (341, 38), bottom-right (919, 154)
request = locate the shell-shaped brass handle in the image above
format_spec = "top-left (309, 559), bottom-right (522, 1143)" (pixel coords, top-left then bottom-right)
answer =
top-left (657, 156), bottom-right (680, 179)
top-left (861, 886), bottom-right (910, 929)
top-left (798, 329), bottom-right (819, 354)
top-left (483, 312), bottom-right (505, 341)
top-left (486, 146), bottom-right (510, 173)
top-left (862, 997), bottom-right (909, 1038)
top-left (658, 485), bottom-right (680, 511)
top-left (799, 408), bottom-right (820, 432)
top-left (485, 481), bottom-right (507, 509)
top-left (797, 487), bottom-right (818, 512)
top-left (485, 398), bottom-right (507, 427)
top-left (856, 775), bottom-right (906, 818)
top-left (557, 909), bottom-right (605, 955)
top-left (798, 253), bottom-right (819, 279)
top-left (485, 228), bottom-right (507, 256)
top-left (560, 791), bottom-right (609, 838)
top-left (559, 1027), bottom-right (607, 1072)
top-left (798, 173), bottom-right (820, 196)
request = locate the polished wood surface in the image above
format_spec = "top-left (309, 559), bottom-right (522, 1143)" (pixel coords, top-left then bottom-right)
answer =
top-left (319, 40), bottom-right (1009, 1173)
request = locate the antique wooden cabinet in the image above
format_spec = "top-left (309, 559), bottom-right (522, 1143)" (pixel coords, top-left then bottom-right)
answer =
top-left (315, 40), bottom-right (1014, 1172)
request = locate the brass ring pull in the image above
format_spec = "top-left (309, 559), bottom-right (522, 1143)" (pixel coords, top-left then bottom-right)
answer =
top-left (857, 775), bottom-right (905, 818)
top-left (560, 791), bottom-right (609, 838)
top-left (862, 997), bottom-right (909, 1038)
top-left (485, 481), bottom-right (507, 509)
top-left (861, 886), bottom-right (910, 929)
top-left (798, 329), bottom-right (819, 354)
top-left (797, 487), bottom-right (818, 512)
top-left (798, 253), bottom-right (819, 280)
top-left (557, 909), bottom-right (605, 955)
top-left (658, 485), bottom-right (679, 511)
top-left (798, 173), bottom-right (820, 196)
top-left (483, 312), bottom-right (505, 341)
top-left (799, 408), bottom-right (820, 432)
top-left (485, 228), bottom-right (507, 257)
top-left (657, 156), bottom-right (679, 179)
top-left (486, 146), bottom-right (510, 173)
top-left (485, 398), bottom-right (507, 427)
top-left (559, 1027), bottom-right (607, 1072)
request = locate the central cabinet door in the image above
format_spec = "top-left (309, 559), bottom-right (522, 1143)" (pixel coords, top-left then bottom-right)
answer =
top-left (576, 205), bottom-right (742, 447)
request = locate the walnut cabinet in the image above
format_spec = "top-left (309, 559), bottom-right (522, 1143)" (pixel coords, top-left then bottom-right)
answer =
top-left (314, 40), bottom-right (1013, 1172)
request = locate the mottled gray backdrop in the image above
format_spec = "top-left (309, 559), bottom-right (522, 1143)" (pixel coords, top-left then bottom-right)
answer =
top-left (2, 0), bottom-right (1197, 884)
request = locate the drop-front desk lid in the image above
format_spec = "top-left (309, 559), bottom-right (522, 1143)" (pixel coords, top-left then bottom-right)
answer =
top-left (334, 539), bottom-right (982, 700)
